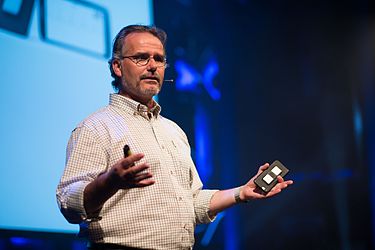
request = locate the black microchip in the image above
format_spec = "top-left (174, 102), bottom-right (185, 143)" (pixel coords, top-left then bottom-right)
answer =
top-left (254, 160), bottom-right (289, 193)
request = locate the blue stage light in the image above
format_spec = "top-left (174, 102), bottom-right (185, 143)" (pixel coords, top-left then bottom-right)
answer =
top-left (175, 59), bottom-right (221, 100)
top-left (194, 106), bottom-right (213, 184)
top-left (10, 237), bottom-right (31, 246)
top-left (175, 60), bottom-right (200, 91)
top-left (202, 60), bottom-right (221, 100)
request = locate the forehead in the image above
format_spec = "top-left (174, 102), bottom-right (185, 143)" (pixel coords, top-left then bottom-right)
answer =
top-left (122, 32), bottom-right (164, 55)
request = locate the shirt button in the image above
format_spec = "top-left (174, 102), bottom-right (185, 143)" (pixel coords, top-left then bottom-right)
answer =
top-left (178, 197), bottom-right (183, 201)
top-left (170, 170), bottom-right (174, 175)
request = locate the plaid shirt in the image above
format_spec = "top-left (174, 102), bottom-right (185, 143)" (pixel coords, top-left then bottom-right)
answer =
top-left (57, 94), bottom-right (217, 250)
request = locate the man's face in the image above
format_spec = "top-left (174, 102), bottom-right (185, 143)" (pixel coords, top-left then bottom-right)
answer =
top-left (113, 32), bottom-right (165, 106)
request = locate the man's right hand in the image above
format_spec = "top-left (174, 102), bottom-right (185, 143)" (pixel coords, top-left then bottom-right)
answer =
top-left (84, 153), bottom-right (154, 217)
top-left (105, 153), bottom-right (155, 189)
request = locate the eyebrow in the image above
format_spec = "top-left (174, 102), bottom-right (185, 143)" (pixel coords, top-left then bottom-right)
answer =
top-left (132, 52), bottom-right (165, 57)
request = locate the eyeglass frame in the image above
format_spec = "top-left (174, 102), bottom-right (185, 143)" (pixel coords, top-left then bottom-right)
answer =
top-left (119, 53), bottom-right (168, 68)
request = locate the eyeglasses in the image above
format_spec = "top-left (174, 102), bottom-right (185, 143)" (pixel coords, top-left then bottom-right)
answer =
top-left (120, 53), bottom-right (167, 68)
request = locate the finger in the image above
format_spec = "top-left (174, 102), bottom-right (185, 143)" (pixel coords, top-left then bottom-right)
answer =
top-left (267, 188), bottom-right (282, 197)
top-left (129, 163), bottom-right (150, 174)
top-left (133, 172), bottom-right (153, 182)
top-left (273, 180), bottom-right (293, 192)
top-left (136, 179), bottom-right (155, 187)
top-left (121, 153), bottom-right (145, 168)
top-left (122, 164), bottom-right (150, 179)
top-left (258, 163), bottom-right (270, 173)
top-left (276, 176), bottom-right (293, 185)
top-left (253, 163), bottom-right (269, 178)
top-left (274, 182), bottom-right (288, 190)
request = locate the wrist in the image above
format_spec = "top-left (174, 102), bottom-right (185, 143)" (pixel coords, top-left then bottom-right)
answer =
top-left (234, 186), bottom-right (248, 204)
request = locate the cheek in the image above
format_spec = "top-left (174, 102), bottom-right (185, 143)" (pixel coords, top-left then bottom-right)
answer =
top-left (158, 68), bottom-right (165, 78)
top-left (123, 68), bottom-right (138, 81)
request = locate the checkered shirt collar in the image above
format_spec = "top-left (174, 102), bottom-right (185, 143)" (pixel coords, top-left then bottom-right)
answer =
top-left (109, 93), bottom-right (162, 118)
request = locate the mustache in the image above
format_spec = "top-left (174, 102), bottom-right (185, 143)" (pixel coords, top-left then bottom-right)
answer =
top-left (140, 74), bottom-right (161, 83)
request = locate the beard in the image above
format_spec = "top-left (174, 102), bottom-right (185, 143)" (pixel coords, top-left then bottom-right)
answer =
top-left (139, 81), bottom-right (162, 97)
top-left (119, 79), bottom-right (163, 105)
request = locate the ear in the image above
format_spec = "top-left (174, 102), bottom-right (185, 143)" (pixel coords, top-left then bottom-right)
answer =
top-left (112, 59), bottom-right (122, 78)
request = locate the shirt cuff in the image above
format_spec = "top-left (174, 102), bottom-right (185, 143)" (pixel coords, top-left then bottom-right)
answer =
top-left (194, 189), bottom-right (219, 224)
top-left (60, 181), bottom-right (93, 224)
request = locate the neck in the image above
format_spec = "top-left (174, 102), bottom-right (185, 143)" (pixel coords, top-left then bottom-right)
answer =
top-left (118, 91), bottom-right (155, 109)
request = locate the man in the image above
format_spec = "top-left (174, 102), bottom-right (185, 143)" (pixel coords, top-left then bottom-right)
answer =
top-left (57, 25), bottom-right (293, 250)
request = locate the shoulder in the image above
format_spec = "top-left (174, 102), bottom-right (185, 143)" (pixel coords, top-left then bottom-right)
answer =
top-left (72, 106), bottom-right (117, 138)
top-left (77, 106), bottom-right (115, 129)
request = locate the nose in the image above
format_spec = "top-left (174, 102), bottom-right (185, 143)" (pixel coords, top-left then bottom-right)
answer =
top-left (146, 57), bottom-right (157, 72)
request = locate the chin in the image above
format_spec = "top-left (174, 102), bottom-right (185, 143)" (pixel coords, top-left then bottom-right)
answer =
top-left (143, 89), bottom-right (160, 98)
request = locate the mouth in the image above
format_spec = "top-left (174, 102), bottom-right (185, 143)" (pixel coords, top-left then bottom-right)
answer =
top-left (141, 76), bottom-right (160, 84)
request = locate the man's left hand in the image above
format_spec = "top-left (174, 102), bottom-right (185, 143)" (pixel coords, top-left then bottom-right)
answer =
top-left (240, 163), bottom-right (293, 201)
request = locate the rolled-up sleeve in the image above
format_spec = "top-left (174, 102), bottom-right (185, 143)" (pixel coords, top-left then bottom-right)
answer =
top-left (190, 164), bottom-right (218, 224)
top-left (193, 189), bottom-right (218, 224)
top-left (56, 126), bottom-right (108, 224)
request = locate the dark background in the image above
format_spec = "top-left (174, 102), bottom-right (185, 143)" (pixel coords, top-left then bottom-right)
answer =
top-left (154, 0), bottom-right (375, 249)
